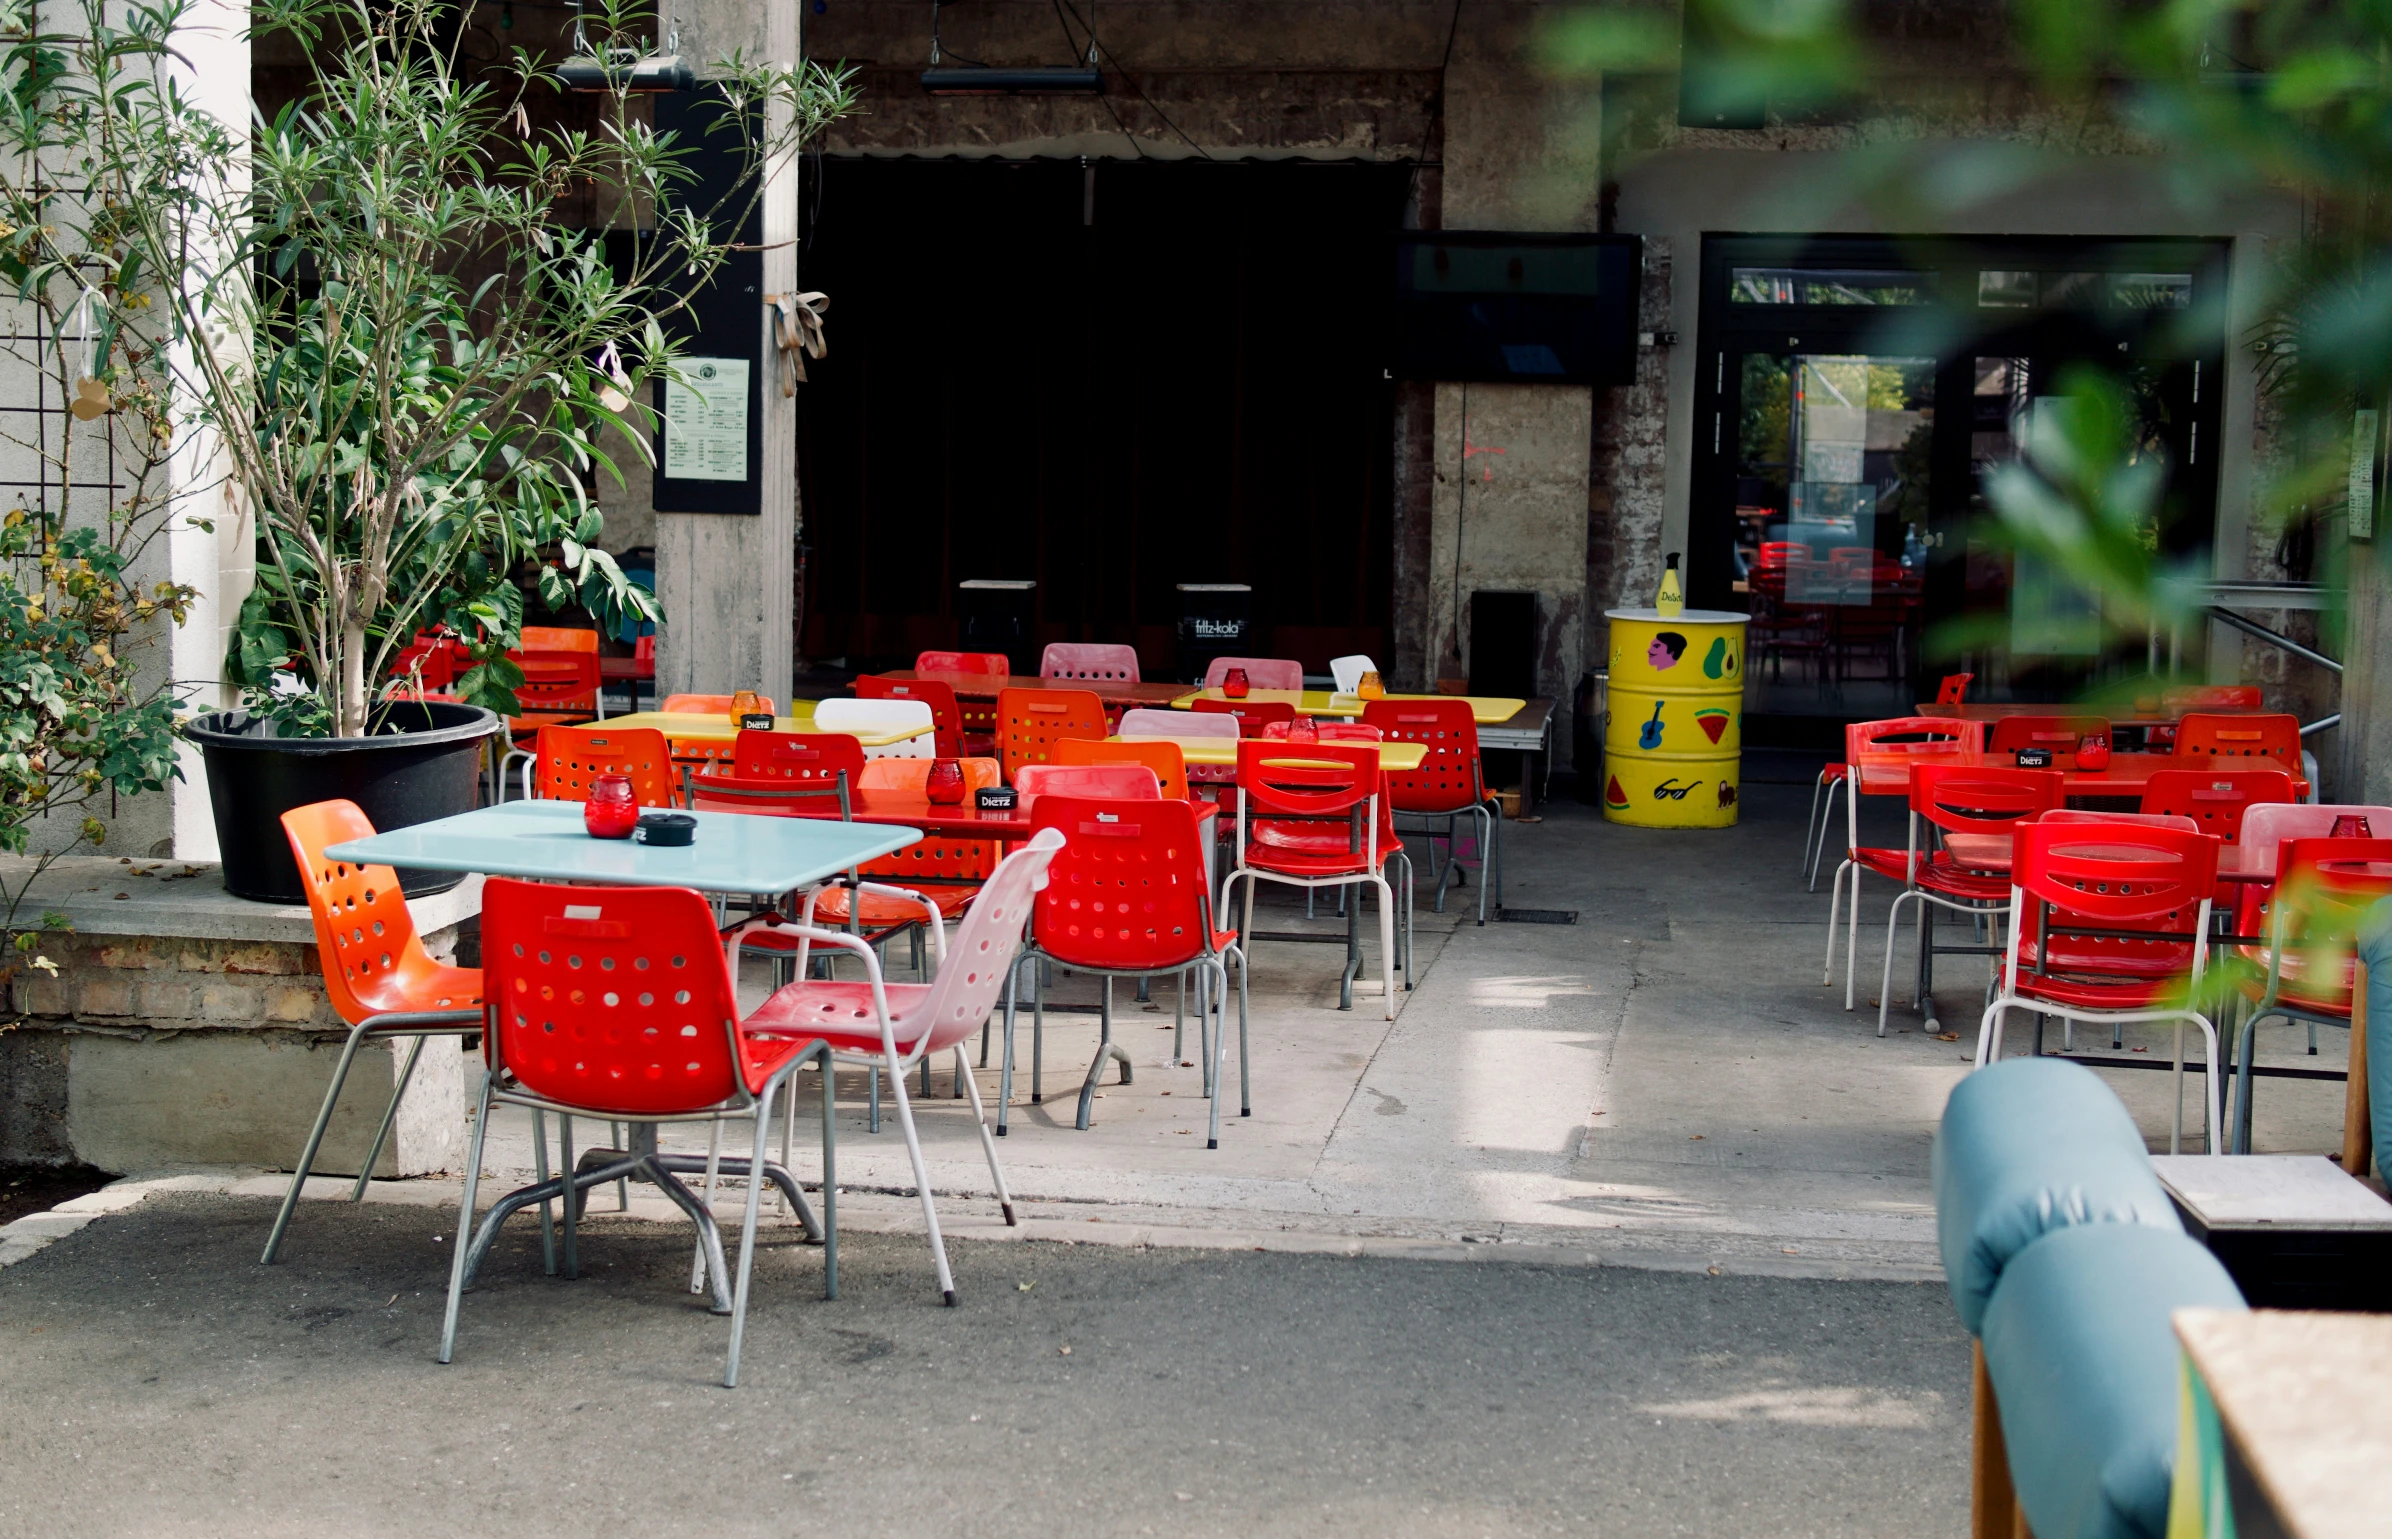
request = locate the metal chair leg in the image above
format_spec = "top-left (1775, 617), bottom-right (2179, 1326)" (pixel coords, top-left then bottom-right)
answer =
top-left (883, 1059), bottom-right (959, 1305)
top-left (957, 1045), bottom-right (1017, 1225)
top-left (261, 1021), bottom-right (378, 1265)
top-left (437, 1074), bottom-right (495, 1365)
top-left (347, 1034), bottom-right (431, 1203)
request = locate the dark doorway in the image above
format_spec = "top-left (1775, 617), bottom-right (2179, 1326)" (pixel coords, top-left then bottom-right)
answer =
top-left (796, 157), bottom-right (1409, 678)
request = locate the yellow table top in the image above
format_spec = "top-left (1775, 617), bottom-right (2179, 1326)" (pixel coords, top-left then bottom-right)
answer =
top-left (602, 711), bottom-right (931, 749)
top-left (1113, 733), bottom-right (1429, 771)
top-left (1173, 688), bottom-right (1525, 725)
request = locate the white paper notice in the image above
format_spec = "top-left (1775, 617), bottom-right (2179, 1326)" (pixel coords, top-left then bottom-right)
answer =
top-left (663, 357), bottom-right (750, 482)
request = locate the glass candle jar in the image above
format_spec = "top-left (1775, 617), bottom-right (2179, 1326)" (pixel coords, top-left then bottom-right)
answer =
top-left (2075, 733), bottom-right (2111, 772)
top-left (925, 758), bottom-right (967, 805)
top-left (1222, 667), bottom-right (1250, 700)
top-left (1356, 670), bottom-right (1385, 700)
top-left (584, 772), bottom-right (638, 838)
top-left (728, 689), bottom-right (764, 727)
top-left (1286, 714), bottom-right (1319, 745)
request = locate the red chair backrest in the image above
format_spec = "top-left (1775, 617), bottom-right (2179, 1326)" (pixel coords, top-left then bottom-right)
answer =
top-left (2163, 684), bottom-right (2262, 711)
top-left (390, 630), bottom-right (464, 690)
top-left (2267, 836), bottom-right (2392, 938)
top-left (1908, 763), bottom-right (2062, 836)
top-left (509, 649), bottom-right (600, 714)
top-left (995, 686), bottom-right (1108, 778)
top-left (1846, 715), bottom-right (1984, 762)
top-left (1362, 698), bottom-right (1484, 814)
top-left (850, 758), bottom-right (1003, 883)
top-left (2175, 713), bottom-right (2303, 771)
top-left (1236, 740), bottom-right (1379, 829)
top-left (916, 651), bottom-right (1011, 679)
top-left (1985, 715), bottom-right (2111, 756)
top-left (280, 799), bottom-right (476, 1026)
top-left (534, 724), bottom-right (677, 807)
top-left (2011, 820), bottom-right (2219, 928)
top-left (1190, 697), bottom-right (1295, 737)
top-left (1029, 795), bottom-right (1214, 972)
top-left (1935, 672), bottom-right (1974, 705)
top-left (1202, 656), bottom-right (1304, 691)
top-left (1052, 735), bottom-right (1190, 800)
top-left (1014, 763), bottom-right (1161, 809)
top-left (481, 878), bottom-right (747, 1116)
top-left (874, 829), bottom-right (1064, 1058)
top-left (735, 729), bottom-right (864, 785)
top-left (856, 674), bottom-right (963, 758)
top-left (1039, 642), bottom-right (1141, 684)
top-left (2138, 767), bottom-right (2296, 841)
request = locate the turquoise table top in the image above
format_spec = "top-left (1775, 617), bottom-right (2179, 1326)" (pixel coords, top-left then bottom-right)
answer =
top-left (325, 801), bottom-right (918, 894)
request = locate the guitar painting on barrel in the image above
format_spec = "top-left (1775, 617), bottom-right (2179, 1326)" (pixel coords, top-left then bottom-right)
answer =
top-left (1637, 700), bottom-right (1665, 750)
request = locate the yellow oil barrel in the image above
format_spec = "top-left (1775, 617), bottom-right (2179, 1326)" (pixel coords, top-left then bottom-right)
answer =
top-left (1601, 608), bottom-right (1747, 828)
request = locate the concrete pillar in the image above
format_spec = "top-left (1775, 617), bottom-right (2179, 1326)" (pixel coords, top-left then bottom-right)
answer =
top-left (654, 0), bottom-right (800, 707)
top-left (2338, 533), bottom-right (2391, 803)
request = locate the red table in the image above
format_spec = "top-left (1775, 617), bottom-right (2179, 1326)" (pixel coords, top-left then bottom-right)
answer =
top-left (746, 787), bottom-right (1218, 843)
top-left (880, 670), bottom-right (1197, 711)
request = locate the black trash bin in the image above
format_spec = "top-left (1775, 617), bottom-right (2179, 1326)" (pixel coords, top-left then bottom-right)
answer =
top-left (957, 579), bottom-right (1036, 675)
top-left (1176, 583), bottom-right (1253, 684)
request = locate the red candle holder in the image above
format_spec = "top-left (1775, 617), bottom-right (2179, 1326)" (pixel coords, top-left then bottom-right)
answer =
top-left (584, 772), bottom-right (638, 838)
top-left (1286, 714), bottom-right (1319, 745)
top-left (2074, 733), bottom-right (2111, 772)
top-left (925, 758), bottom-right (967, 805)
top-left (1222, 667), bottom-right (1250, 700)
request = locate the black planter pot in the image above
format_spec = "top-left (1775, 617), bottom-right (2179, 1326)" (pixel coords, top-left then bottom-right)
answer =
top-left (184, 702), bottom-right (501, 904)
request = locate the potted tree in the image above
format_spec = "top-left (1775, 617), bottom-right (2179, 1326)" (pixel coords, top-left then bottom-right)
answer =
top-left (31, 0), bottom-right (852, 900)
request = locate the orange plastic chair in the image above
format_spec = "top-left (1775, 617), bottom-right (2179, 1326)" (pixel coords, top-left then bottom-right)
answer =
top-left (1052, 734), bottom-right (1189, 800)
top-left (529, 724), bottom-right (678, 807)
top-left (262, 800), bottom-right (485, 1265)
top-left (510, 625), bottom-right (601, 720)
top-left (995, 686), bottom-right (1107, 779)
top-left (857, 674), bottom-right (964, 758)
top-left (2175, 712), bottom-right (2303, 773)
top-left (689, 730), bottom-right (866, 816)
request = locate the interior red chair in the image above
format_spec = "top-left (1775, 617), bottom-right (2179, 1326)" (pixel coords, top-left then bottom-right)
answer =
top-left (1202, 656), bottom-right (1304, 692)
top-left (1224, 741), bottom-right (1400, 1018)
top-left (2225, 836), bottom-right (2392, 1151)
top-left (1364, 698), bottom-right (1497, 925)
top-left (528, 723), bottom-right (678, 807)
top-left (856, 673), bottom-right (964, 758)
top-left (1824, 716), bottom-right (1985, 1009)
top-left (1003, 795), bottom-right (1247, 1143)
top-left (1977, 819), bottom-right (2223, 1152)
top-left (260, 799), bottom-right (485, 1266)
top-left (1052, 735), bottom-right (1190, 800)
top-left (1935, 672), bottom-right (1974, 705)
top-left (995, 686), bottom-right (1107, 779)
top-left (739, 830), bottom-right (1065, 1305)
top-left (1754, 541), bottom-right (1804, 569)
top-left (440, 879), bottom-right (838, 1389)
top-left (2174, 712), bottom-right (2303, 774)
top-left (1039, 642), bottom-right (1141, 684)
top-left (1190, 697), bottom-right (1296, 737)
top-left (1985, 714), bottom-right (2111, 757)
top-left (1875, 764), bottom-right (2062, 1037)
top-left (689, 730), bottom-right (865, 817)
top-left (2138, 766), bottom-right (2296, 844)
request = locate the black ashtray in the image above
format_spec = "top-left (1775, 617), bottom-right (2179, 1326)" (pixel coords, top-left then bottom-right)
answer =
top-left (975, 786), bottom-right (1018, 811)
top-left (2014, 747), bottom-right (2053, 768)
top-left (633, 812), bottom-right (698, 846)
top-left (739, 712), bottom-right (775, 731)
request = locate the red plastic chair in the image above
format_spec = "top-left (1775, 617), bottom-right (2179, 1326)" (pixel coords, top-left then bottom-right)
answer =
top-left (995, 686), bottom-right (1107, 779)
top-left (1052, 735), bottom-right (1190, 800)
top-left (2138, 767), bottom-right (2296, 843)
top-left (1013, 761), bottom-right (1160, 812)
top-left (857, 674), bottom-right (964, 758)
top-left (1202, 656), bottom-right (1304, 692)
top-left (496, 626), bottom-right (604, 789)
top-left (806, 758), bottom-right (1003, 939)
top-left (1005, 795), bottom-right (1247, 1143)
top-left (1874, 765), bottom-right (2062, 1037)
top-left (1976, 820), bottom-right (2224, 1152)
top-left (1364, 698), bottom-right (1499, 925)
top-left (2174, 713), bottom-right (2304, 774)
top-left (1224, 741), bottom-right (1399, 1018)
top-left (1985, 714), bottom-right (2111, 757)
top-left (1824, 716), bottom-right (1985, 1008)
top-left (527, 724), bottom-right (678, 807)
top-left (2234, 803), bottom-right (2392, 886)
top-left (389, 629), bottom-right (467, 691)
top-left (1754, 541), bottom-right (1804, 569)
top-left (1190, 697), bottom-right (1296, 738)
top-left (2226, 836), bottom-right (2392, 1150)
top-left (738, 829), bottom-right (1066, 1305)
top-left (440, 879), bottom-right (840, 1388)
top-left (1039, 642), bottom-right (1141, 684)
top-left (689, 730), bottom-right (865, 817)
top-left (1935, 673), bottom-right (1974, 705)
top-left (261, 800), bottom-right (486, 1265)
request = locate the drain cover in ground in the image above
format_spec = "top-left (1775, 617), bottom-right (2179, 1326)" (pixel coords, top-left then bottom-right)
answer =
top-left (1494, 907), bottom-right (1577, 924)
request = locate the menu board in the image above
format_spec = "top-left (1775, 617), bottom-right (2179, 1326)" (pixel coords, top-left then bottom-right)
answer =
top-left (662, 358), bottom-right (750, 482)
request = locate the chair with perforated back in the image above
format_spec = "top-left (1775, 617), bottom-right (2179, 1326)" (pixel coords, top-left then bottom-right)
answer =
top-left (1013, 761), bottom-right (1160, 811)
top-left (2138, 767), bottom-right (2296, 843)
top-left (527, 724), bottom-right (678, 807)
top-left (995, 686), bottom-right (1106, 780)
top-left (1003, 797), bottom-right (1247, 1143)
top-left (915, 651), bottom-right (1009, 752)
top-left (494, 627), bottom-right (604, 791)
top-left (1986, 715), bottom-right (2111, 757)
top-left (2175, 713), bottom-right (2303, 774)
top-left (1039, 642), bottom-right (1141, 684)
top-left (1266, 720), bottom-right (1413, 976)
top-left (1874, 765), bottom-right (2063, 1037)
top-left (1052, 735), bottom-right (1190, 800)
top-left (1823, 716), bottom-right (1986, 1008)
top-left (738, 830), bottom-right (1065, 1304)
top-left (1224, 741), bottom-right (1399, 1018)
top-left (2225, 836), bottom-right (2392, 1151)
top-left (261, 801), bottom-right (485, 1266)
top-left (807, 757), bottom-right (1003, 934)
top-left (689, 730), bottom-right (866, 817)
top-left (857, 674), bottom-right (965, 758)
top-left (1364, 698), bottom-right (1499, 924)
top-left (1976, 820), bottom-right (2224, 1152)
top-left (2236, 803), bottom-right (2392, 883)
top-left (1189, 697), bottom-right (1296, 738)
top-left (439, 879), bottom-right (840, 1388)
top-left (1202, 656), bottom-right (1304, 691)
top-left (1123, 705), bottom-right (1240, 791)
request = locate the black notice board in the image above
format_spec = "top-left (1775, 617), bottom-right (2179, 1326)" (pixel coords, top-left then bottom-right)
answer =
top-left (650, 87), bottom-right (764, 516)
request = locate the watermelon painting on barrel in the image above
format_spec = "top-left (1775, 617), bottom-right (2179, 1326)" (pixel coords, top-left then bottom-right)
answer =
top-left (1605, 774), bottom-right (1629, 810)
top-left (1694, 708), bottom-right (1730, 745)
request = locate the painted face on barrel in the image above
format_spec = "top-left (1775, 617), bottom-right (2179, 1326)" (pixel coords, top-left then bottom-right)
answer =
top-left (1647, 631), bottom-right (1687, 671)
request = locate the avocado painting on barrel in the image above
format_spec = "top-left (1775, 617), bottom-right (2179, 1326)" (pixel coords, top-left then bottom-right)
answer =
top-left (1702, 636), bottom-right (1734, 679)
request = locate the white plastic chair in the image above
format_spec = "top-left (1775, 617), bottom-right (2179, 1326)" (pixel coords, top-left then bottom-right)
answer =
top-left (1329, 654), bottom-right (1378, 695)
top-left (814, 696), bottom-right (936, 759)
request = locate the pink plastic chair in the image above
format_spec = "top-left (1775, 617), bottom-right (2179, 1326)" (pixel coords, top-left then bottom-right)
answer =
top-left (1039, 643), bottom-right (1141, 685)
top-left (738, 829), bottom-right (1065, 1306)
top-left (1012, 762), bottom-right (1161, 818)
top-left (1202, 656), bottom-right (1304, 692)
top-left (1124, 705), bottom-right (1242, 790)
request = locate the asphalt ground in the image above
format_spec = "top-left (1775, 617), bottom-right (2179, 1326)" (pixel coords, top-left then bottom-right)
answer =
top-left (0, 1191), bottom-right (1968, 1538)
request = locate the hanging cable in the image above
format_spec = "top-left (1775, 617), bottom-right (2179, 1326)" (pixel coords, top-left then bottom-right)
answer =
top-left (1054, 0), bottom-right (1212, 160)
